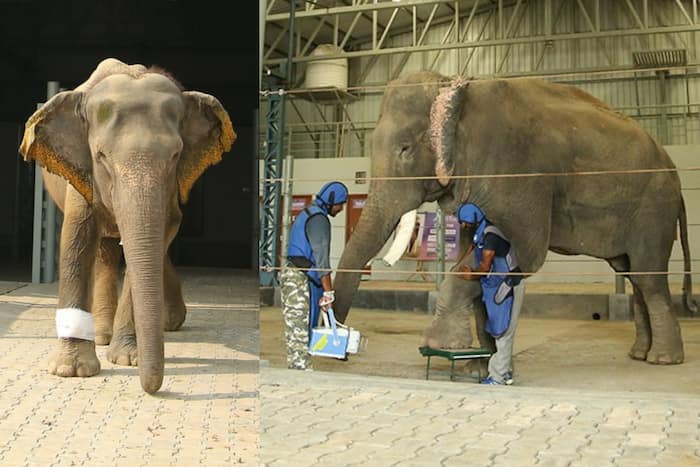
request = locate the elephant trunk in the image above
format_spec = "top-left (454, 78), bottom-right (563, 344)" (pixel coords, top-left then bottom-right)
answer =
top-left (334, 182), bottom-right (421, 323)
top-left (114, 179), bottom-right (167, 394)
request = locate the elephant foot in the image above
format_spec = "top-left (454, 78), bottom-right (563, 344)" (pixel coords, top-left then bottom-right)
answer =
top-left (92, 312), bottom-right (115, 346)
top-left (421, 320), bottom-right (472, 349)
top-left (165, 305), bottom-right (186, 332)
top-left (94, 333), bottom-right (112, 346)
top-left (48, 338), bottom-right (101, 377)
top-left (628, 340), bottom-right (650, 361)
top-left (646, 344), bottom-right (684, 365)
top-left (107, 333), bottom-right (138, 366)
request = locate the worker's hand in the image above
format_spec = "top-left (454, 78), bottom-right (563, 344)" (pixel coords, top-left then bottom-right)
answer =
top-left (319, 290), bottom-right (335, 311)
top-left (457, 264), bottom-right (474, 280)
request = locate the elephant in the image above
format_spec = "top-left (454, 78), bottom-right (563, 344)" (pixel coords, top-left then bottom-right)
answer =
top-left (19, 58), bottom-right (236, 393)
top-left (333, 69), bottom-right (696, 365)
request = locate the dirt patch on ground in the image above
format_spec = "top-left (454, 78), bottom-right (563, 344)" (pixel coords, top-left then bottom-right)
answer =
top-left (260, 306), bottom-right (700, 395)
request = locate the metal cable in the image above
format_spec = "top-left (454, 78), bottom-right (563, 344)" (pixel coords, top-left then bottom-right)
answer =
top-left (259, 265), bottom-right (700, 277)
top-left (260, 165), bottom-right (700, 184)
top-left (259, 63), bottom-right (700, 97)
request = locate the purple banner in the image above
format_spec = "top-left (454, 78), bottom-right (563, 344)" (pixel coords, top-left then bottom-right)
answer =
top-left (404, 212), bottom-right (460, 261)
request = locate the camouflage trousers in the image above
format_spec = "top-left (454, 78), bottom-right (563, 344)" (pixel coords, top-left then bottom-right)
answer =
top-left (280, 267), bottom-right (312, 370)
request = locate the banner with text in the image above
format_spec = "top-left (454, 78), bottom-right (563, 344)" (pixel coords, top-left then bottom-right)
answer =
top-left (404, 212), bottom-right (460, 261)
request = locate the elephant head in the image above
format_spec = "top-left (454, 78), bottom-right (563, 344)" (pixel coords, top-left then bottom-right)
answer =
top-left (19, 58), bottom-right (235, 393)
top-left (333, 71), bottom-right (464, 323)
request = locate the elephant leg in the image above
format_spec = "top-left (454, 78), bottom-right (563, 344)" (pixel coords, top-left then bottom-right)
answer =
top-left (422, 301), bottom-right (473, 349)
top-left (164, 254), bottom-right (186, 331)
top-left (106, 273), bottom-right (138, 366)
top-left (604, 256), bottom-right (652, 360)
top-left (92, 237), bottom-right (122, 345)
top-left (628, 284), bottom-right (652, 360)
top-left (48, 188), bottom-right (100, 378)
top-left (421, 276), bottom-right (474, 349)
top-left (627, 273), bottom-right (683, 364)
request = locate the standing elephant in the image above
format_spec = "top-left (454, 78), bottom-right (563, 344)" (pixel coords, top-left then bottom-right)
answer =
top-left (19, 58), bottom-right (236, 393)
top-left (334, 70), bottom-right (695, 365)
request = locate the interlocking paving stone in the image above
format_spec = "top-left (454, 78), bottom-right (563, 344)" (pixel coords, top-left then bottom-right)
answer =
top-left (0, 271), bottom-right (259, 467)
top-left (261, 367), bottom-right (700, 467)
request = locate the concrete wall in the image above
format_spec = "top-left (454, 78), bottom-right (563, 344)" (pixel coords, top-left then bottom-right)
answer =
top-left (262, 144), bottom-right (700, 285)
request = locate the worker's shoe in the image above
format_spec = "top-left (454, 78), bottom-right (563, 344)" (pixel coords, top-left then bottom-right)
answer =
top-left (504, 371), bottom-right (514, 385)
top-left (480, 376), bottom-right (505, 385)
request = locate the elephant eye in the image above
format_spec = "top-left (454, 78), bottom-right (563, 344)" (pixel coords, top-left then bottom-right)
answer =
top-left (398, 144), bottom-right (412, 158)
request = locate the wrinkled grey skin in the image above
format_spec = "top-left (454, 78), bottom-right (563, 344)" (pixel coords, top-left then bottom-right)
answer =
top-left (19, 58), bottom-right (235, 393)
top-left (422, 230), bottom-right (495, 353)
top-left (334, 70), bottom-right (695, 365)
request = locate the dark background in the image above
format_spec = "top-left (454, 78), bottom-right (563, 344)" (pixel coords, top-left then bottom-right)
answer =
top-left (0, 0), bottom-right (259, 280)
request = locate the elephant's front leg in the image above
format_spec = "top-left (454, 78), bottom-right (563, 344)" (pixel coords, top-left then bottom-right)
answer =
top-left (106, 274), bottom-right (138, 366)
top-left (92, 237), bottom-right (121, 345)
top-left (48, 189), bottom-right (100, 378)
top-left (164, 254), bottom-right (186, 331)
top-left (421, 275), bottom-right (475, 349)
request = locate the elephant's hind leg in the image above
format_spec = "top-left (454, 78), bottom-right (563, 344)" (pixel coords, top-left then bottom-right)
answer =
top-left (627, 273), bottom-right (683, 364)
top-left (107, 274), bottom-right (138, 366)
top-left (629, 284), bottom-right (652, 361)
top-left (92, 237), bottom-right (122, 345)
top-left (164, 255), bottom-right (186, 331)
top-left (605, 256), bottom-right (651, 360)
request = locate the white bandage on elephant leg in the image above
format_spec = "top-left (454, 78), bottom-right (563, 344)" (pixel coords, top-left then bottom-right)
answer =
top-left (55, 308), bottom-right (95, 341)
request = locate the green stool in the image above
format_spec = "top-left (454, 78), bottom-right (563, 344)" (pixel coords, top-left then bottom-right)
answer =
top-left (418, 346), bottom-right (493, 382)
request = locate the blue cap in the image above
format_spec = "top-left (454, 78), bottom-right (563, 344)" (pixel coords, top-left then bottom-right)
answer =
top-left (457, 203), bottom-right (484, 224)
top-left (316, 181), bottom-right (349, 206)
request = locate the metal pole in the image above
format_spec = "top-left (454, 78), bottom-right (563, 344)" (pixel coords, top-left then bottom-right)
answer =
top-left (658, 70), bottom-right (669, 145)
top-left (260, 0), bottom-right (267, 93)
top-left (280, 155), bottom-right (294, 269)
top-left (12, 126), bottom-right (22, 263)
top-left (436, 207), bottom-right (446, 286)
top-left (42, 81), bottom-right (60, 283)
top-left (31, 153), bottom-right (43, 284)
top-left (252, 109), bottom-right (260, 270)
top-left (286, 0), bottom-right (296, 85)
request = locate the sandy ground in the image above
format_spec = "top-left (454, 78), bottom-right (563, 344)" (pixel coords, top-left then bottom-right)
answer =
top-left (260, 306), bottom-right (700, 395)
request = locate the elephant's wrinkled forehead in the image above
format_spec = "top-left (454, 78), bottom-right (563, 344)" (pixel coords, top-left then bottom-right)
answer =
top-left (86, 73), bottom-right (184, 122)
top-left (382, 81), bottom-right (435, 114)
top-left (91, 72), bottom-right (182, 95)
top-left (88, 73), bottom-right (182, 108)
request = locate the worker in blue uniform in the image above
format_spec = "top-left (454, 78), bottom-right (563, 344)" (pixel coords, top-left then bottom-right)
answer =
top-left (280, 181), bottom-right (348, 370)
top-left (456, 202), bottom-right (525, 385)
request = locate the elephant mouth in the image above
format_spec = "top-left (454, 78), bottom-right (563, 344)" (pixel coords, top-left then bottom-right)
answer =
top-left (423, 180), bottom-right (451, 202)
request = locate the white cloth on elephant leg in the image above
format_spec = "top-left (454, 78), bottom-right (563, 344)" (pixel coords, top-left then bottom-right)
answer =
top-left (55, 308), bottom-right (95, 341)
top-left (487, 282), bottom-right (525, 383)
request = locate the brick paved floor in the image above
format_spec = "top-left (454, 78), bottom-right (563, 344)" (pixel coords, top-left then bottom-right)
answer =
top-left (260, 367), bottom-right (700, 467)
top-left (0, 268), bottom-right (259, 467)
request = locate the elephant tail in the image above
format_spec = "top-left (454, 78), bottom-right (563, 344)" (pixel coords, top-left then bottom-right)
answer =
top-left (679, 196), bottom-right (697, 314)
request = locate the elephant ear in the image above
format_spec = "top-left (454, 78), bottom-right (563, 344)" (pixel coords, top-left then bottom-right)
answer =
top-left (19, 91), bottom-right (93, 203)
top-left (430, 76), bottom-right (469, 186)
top-left (178, 91), bottom-right (237, 203)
